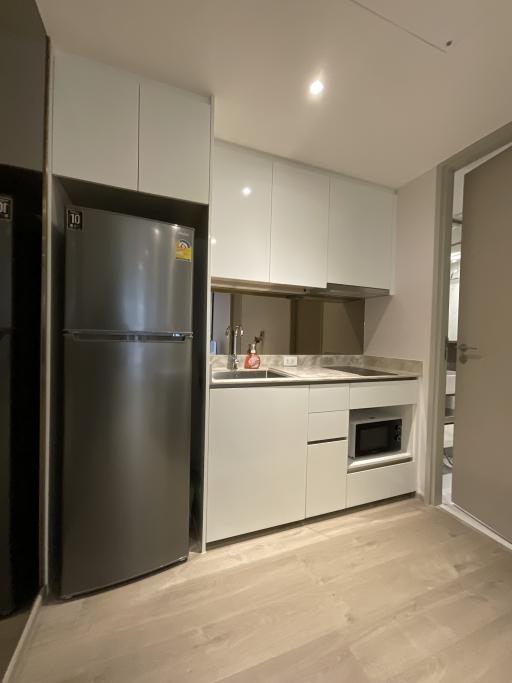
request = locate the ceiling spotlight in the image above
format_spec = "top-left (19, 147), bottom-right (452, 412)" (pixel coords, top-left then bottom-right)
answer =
top-left (309, 79), bottom-right (324, 96)
top-left (241, 186), bottom-right (252, 196)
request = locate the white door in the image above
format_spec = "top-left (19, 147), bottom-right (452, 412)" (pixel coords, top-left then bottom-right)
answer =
top-left (52, 52), bottom-right (139, 190)
top-left (210, 142), bottom-right (272, 281)
top-left (138, 79), bottom-right (211, 203)
top-left (270, 161), bottom-right (329, 288)
top-left (452, 147), bottom-right (512, 542)
top-left (328, 175), bottom-right (395, 289)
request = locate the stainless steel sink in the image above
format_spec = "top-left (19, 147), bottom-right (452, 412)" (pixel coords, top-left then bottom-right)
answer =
top-left (213, 369), bottom-right (291, 380)
top-left (322, 365), bottom-right (398, 377)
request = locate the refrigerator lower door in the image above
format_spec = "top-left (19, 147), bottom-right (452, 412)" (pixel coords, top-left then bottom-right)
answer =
top-left (61, 335), bottom-right (192, 597)
top-left (0, 333), bottom-right (13, 614)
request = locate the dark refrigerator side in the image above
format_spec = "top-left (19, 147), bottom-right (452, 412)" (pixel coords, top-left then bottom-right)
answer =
top-left (0, 168), bottom-right (42, 614)
top-left (0, 333), bottom-right (13, 615)
top-left (0, 197), bottom-right (13, 614)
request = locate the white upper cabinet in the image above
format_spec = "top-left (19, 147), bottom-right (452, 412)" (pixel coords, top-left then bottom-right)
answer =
top-left (138, 79), bottom-right (211, 204)
top-left (270, 161), bottom-right (329, 288)
top-left (208, 142), bottom-right (396, 290)
top-left (328, 176), bottom-right (396, 290)
top-left (210, 142), bottom-right (272, 281)
top-left (52, 52), bottom-right (139, 190)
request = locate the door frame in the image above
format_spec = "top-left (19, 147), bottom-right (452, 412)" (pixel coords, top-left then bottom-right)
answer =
top-left (426, 121), bottom-right (512, 505)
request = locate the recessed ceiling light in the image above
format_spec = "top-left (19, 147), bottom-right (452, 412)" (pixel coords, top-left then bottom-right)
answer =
top-left (309, 79), bottom-right (324, 96)
top-left (241, 186), bottom-right (252, 196)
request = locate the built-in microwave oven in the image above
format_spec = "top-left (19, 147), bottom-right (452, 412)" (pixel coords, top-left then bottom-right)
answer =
top-left (349, 415), bottom-right (402, 459)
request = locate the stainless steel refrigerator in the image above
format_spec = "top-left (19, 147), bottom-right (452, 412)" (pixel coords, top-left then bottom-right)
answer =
top-left (60, 206), bottom-right (194, 598)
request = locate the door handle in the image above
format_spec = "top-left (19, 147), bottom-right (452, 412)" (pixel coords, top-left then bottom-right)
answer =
top-left (458, 343), bottom-right (478, 353)
top-left (458, 342), bottom-right (479, 364)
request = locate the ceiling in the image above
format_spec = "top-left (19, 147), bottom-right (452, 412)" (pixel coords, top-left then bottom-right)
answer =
top-left (36, 0), bottom-right (512, 188)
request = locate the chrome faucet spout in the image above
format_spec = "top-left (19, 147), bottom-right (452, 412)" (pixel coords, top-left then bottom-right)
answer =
top-left (226, 325), bottom-right (244, 370)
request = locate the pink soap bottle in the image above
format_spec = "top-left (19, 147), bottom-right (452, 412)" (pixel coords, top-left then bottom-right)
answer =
top-left (244, 342), bottom-right (261, 369)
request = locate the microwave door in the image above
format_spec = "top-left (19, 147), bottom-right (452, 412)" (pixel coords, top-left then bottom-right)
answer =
top-left (356, 421), bottom-right (396, 457)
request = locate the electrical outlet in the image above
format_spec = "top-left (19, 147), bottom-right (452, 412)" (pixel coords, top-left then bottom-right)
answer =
top-left (283, 356), bottom-right (298, 367)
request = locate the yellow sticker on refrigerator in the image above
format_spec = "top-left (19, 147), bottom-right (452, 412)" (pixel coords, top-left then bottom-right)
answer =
top-left (175, 239), bottom-right (192, 262)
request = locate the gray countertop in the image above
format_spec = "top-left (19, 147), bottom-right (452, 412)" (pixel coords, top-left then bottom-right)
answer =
top-left (210, 356), bottom-right (420, 388)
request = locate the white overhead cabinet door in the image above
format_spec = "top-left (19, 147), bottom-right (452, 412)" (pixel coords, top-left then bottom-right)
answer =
top-left (138, 80), bottom-right (211, 203)
top-left (52, 52), bottom-right (139, 190)
top-left (211, 142), bottom-right (272, 281)
top-left (270, 161), bottom-right (329, 288)
top-left (328, 176), bottom-right (395, 289)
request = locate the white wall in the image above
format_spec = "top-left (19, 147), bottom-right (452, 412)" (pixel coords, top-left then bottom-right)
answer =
top-left (364, 168), bottom-right (437, 495)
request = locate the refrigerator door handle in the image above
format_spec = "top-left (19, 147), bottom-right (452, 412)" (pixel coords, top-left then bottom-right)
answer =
top-left (66, 331), bottom-right (193, 343)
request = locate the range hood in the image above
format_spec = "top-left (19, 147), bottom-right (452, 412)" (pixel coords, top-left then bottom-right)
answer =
top-left (211, 278), bottom-right (389, 301)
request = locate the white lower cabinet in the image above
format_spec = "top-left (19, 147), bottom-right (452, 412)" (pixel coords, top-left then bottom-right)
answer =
top-left (206, 380), bottom-right (418, 544)
top-left (346, 460), bottom-right (416, 508)
top-left (309, 384), bottom-right (349, 413)
top-left (308, 410), bottom-right (348, 442)
top-left (207, 386), bottom-right (308, 543)
top-left (349, 380), bottom-right (418, 409)
top-left (306, 440), bottom-right (348, 518)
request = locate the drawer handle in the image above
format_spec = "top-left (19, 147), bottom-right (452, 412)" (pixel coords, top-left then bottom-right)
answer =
top-left (308, 437), bottom-right (347, 445)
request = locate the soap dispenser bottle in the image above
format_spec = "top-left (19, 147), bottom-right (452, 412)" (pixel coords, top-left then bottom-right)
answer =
top-left (244, 342), bottom-right (261, 369)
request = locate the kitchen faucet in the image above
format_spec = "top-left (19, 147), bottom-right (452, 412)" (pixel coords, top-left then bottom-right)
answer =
top-left (226, 325), bottom-right (244, 369)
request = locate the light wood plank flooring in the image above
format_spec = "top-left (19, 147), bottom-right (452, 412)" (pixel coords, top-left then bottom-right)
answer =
top-left (14, 499), bottom-right (512, 682)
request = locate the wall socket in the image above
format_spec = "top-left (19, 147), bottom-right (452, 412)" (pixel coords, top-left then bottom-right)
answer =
top-left (283, 356), bottom-right (298, 367)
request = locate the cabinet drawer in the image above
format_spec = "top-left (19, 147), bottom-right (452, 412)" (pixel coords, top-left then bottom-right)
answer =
top-left (306, 440), bottom-right (347, 518)
top-left (346, 460), bottom-right (416, 508)
top-left (308, 411), bottom-right (348, 442)
top-left (349, 380), bottom-right (418, 409)
top-left (309, 384), bottom-right (349, 413)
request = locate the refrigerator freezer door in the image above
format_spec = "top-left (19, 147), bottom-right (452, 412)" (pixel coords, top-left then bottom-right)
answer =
top-left (61, 335), bottom-right (191, 597)
top-left (0, 212), bottom-right (13, 330)
top-left (64, 207), bottom-right (194, 334)
top-left (0, 333), bottom-right (13, 614)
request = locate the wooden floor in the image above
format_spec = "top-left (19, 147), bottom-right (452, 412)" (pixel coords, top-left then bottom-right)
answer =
top-left (14, 498), bottom-right (512, 682)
